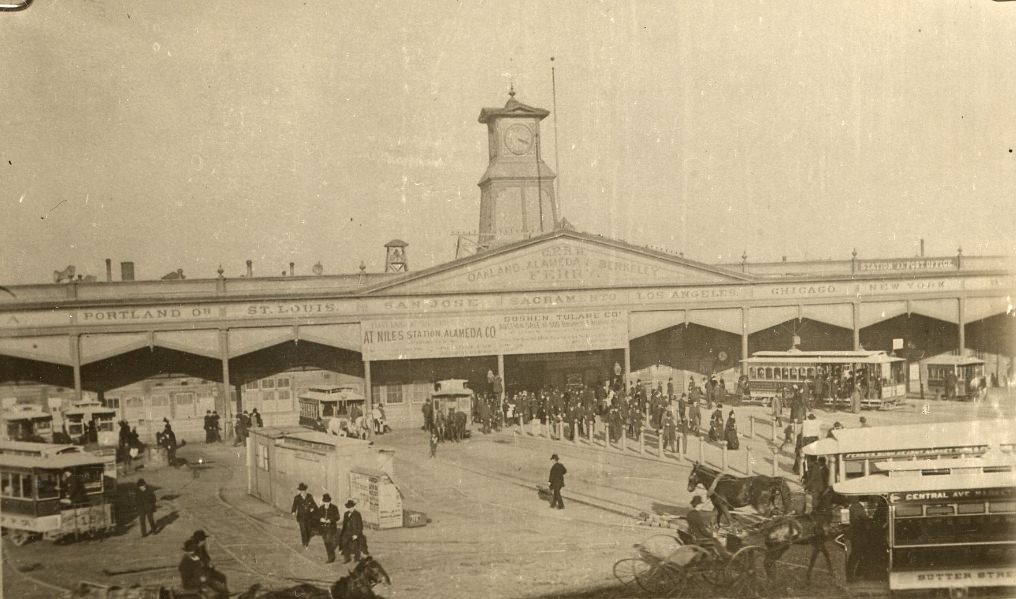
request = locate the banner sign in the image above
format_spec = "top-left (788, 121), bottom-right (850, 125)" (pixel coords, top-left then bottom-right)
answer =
top-left (360, 310), bottom-right (628, 361)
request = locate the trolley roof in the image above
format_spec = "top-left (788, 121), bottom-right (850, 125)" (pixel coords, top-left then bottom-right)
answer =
top-left (0, 440), bottom-right (83, 456)
top-left (63, 401), bottom-right (117, 417)
top-left (804, 419), bottom-right (1016, 457)
top-left (299, 386), bottom-right (366, 402)
top-left (744, 350), bottom-right (903, 365)
top-left (834, 470), bottom-right (1016, 496)
top-left (2, 405), bottom-right (53, 421)
top-left (834, 451), bottom-right (1016, 496)
top-left (432, 379), bottom-right (473, 397)
top-left (0, 451), bottom-right (108, 470)
top-left (923, 355), bottom-right (986, 366)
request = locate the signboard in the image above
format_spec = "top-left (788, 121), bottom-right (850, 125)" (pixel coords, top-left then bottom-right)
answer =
top-left (888, 486), bottom-right (1016, 504)
top-left (349, 469), bottom-right (403, 529)
top-left (890, 567), bottom-right (1016, 590)
top-left (892, 338), bottom-right (904, 350)
top-left (360, 310), bottom-right (628, 361)
top-left (858, 258), bottom-right (957, 273)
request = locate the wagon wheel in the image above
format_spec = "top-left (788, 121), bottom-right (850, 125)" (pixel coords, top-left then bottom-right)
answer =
top-left (613, 558), bottom-right (645, 589)
top-left (633, 559), bottom-right (681, 596)
top-left (724, 545), bottom-right (768, 598)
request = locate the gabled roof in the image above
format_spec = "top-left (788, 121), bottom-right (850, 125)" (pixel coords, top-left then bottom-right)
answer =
top-left (360, 228), bottom-right (755, 296)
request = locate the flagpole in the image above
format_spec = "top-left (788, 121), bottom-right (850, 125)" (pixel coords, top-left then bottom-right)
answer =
top-left (551, 57), bottom-right (562, 226)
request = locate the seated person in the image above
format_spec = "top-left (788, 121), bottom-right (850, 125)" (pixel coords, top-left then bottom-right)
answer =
top-left (685, 495), bottom-right (730, 559)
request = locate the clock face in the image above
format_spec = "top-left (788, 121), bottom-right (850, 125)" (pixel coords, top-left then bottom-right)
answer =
top-left (504, 123), bottom-right (534, 155)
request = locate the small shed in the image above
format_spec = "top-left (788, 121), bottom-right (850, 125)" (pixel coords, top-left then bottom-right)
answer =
top-left (247, 427), bottom-right (395, 515)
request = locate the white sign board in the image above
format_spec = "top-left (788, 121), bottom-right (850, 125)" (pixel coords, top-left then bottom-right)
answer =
top-left (349, 469), bottom-right (403, 530)
top-left (360, 310), bottom-right (628, 361)
top-left (892, 338), bottom-right (904, 350)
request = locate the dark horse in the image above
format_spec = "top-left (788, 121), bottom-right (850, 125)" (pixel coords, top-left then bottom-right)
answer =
top-left (686, 462), bottom-right (791, 526)
top-left (238, 556), bottom-right (391, 599)
top-left (755, 490), bottom-right (847, 583)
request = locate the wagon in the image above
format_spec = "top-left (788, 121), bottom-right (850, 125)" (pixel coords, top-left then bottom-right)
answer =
top-left (614, 521), bottom-right (769, 598)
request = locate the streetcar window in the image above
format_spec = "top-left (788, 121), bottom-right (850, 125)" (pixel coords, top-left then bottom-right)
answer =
top-left (807, 367), bottom-right (815, 378)
top-left (772, 368), bottom-right (780, 380)
top-left (844, 459), bottom-right (864, 479)
top-left (1, 472), bottom-right (31, 498)
top-left (925, 504), bottom-right (954, 516)
top-left (895, 514), bottom-right (1015, 546)
top-left (790, 367), bottom-right (798, 380)
top-left (989, 502), bottom-right (1016, 513)
top-left (322, 403), bottom-right (334, 418)
top-left (895, 505), bottom-right (923, 517)
top-left (782, 368), bottom-right (790, 380)
top-left (749, 367), bottom-right (756, 379)
top-left (957, 502), bottom-right (985, 515)
top-left (80, 468), bottom-right (103, 494)
top-left (37, 472), bottom-right (60, 499)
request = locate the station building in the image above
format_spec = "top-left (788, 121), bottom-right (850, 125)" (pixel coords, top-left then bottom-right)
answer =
top-left (1, 93), bottom-right (1013, 440)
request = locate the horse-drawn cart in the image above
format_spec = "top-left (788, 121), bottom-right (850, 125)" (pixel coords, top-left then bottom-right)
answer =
top-left (613, 529), bottom-right (768, 598)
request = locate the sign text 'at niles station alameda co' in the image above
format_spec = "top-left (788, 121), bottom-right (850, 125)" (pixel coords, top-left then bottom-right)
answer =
top-left (359, 310), bottom-right (629, 361)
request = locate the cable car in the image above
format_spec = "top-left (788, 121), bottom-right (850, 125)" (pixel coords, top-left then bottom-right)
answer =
top-left (925, 355), bottom-right (986, 400)
top-left (1, 405), bottom-right (54, 443)
top-left (831, 449), bottom-right (1016, 597)
top-left (298, 385), bottom-right (367, 433)
top-left (431, 379), bottom-right (474, 440)
top-left (741, 349), bottom-right (907, 410)
top-left (0, 441), bottom-right (116, 546)
top-left (59, 400), bottom-right (118, 446)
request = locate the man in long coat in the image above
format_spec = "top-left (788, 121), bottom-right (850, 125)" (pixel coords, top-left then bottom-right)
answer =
top-left (290, 483), bottom-right (317, 548)
top-left (316, 494), bottom-right (340, 563)
top-left (548, 454), bottom-right (567, 510)
top-left (339, 499), bottom-right (366, 563)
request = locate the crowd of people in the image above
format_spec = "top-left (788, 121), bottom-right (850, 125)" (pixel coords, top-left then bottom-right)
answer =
top-left (429, 367), bottom-right (754, 453)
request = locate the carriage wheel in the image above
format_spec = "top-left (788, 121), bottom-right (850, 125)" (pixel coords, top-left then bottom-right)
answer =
top-left (613, 558), bottom-right (644, 589)
top-left (633, 560), bottom-right (681, 596)
top-left (724, 546), bottom-right (768, 598)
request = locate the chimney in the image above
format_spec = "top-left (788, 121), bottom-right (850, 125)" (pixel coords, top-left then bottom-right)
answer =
top-left (105, 259), bottom-right (112, 282)
top-left (289, 262), bottom-right (295, 276)
top-left (246, 260), bottom-right (253, 278)
top-left (120, 261), bottom-right (135, 281)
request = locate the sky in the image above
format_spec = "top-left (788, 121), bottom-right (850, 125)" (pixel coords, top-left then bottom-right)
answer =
top-left (2, 0), bottom-right (1015, 285)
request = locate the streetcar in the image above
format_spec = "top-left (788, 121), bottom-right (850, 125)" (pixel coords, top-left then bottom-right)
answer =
top-left (833, 450), bottom-right (1016, 597)
top-left (59, 400), bottom-right (118, 446)
top-left (431, 379), bottom-right (474, 441)
top-left (298, 385), bottom-right (367, 432)
top-left (804, 418), bottom-right (1016, 484)
top-left (741, 349), bottom-right (907, 410)
top-left (925, 355), bottom-right (986, 400)
top-left (1, 405), bottom-right (54, 443)
top-left (0, 441), bottom-right (117, 545)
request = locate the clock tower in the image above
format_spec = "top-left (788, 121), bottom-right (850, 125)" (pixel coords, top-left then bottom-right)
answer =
top-left (476, 89), bottom-right (557, 250)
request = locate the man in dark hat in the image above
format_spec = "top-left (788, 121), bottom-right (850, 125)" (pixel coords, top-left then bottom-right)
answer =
top-left (340, 499), bottom-right (366, 563)
top-left (291, 483), bottom-right (317, 548)
top-left (316, 494), bottom-right (340, 563)
top-left (686, 495), bottom-right (728, 559)
top-left (548, 454), bottom-right (567, 510)
top-left (135, 478), bottom-right (157, 537)
top-left (190, 530), bottom-right (229, 596)
top-left (179, 538), bottom-right (228, 598)
top-left (60, 469), bottom-right (88, 507)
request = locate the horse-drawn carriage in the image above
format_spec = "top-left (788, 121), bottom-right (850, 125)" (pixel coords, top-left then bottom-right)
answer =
top-left (616, 462), bottom-right (849, 597)
top-left (614, 529), bottom-right (769, 598)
